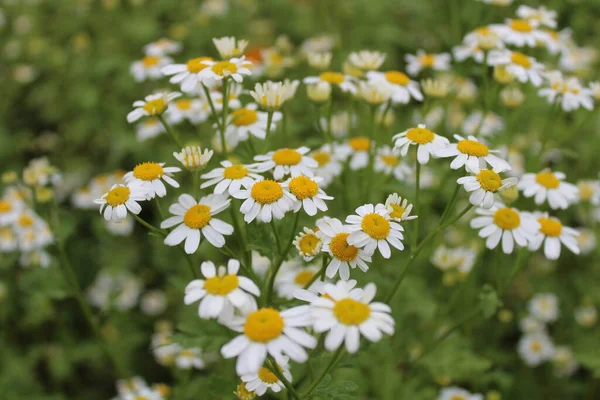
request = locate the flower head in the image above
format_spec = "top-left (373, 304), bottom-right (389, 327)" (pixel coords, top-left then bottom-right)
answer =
top-left (126, 92), bottom-right (181, 123)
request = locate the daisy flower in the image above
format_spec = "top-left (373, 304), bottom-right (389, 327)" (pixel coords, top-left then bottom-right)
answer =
top-left (470, 203), bottom-right (539, 254)
top-left (457, 169), bottom-right (517, 209)
top-left (165, 97), bottom-right (208, 125)
top-left (225, 104), bottom-right (281, 146)
top-left (126, 92), bottom-right (181, 123)
top-left (160, 194), bottom-right (233, 253)
top-left (492, 19), bottom-right (546, 47)
top-left (309, 144), bottom-right (344, 187)
top-left (436, 135), bottom-right (511, 172)
top-left (346, 137), bottom-right (371, 170)
top-left (438, 387), bottom-right (484, 400)
top-left (517, 170), bottom-right (579, 210)
top-left (358, 80), bottom-right (392, 105)
top-left (253, 147), bottom-right (317, 180)
top-left (518, 332), bottom-right (555, 366)
top-left (553, 346), bottom-right (578, 377)
top-left (161, 56), bottom-right (215, 92)
top-left (453, 43), bottom-right (486, 64)
top-left (275, 264), bottom-right (321, 299)
top-left (348, 50), bottom-right (386, 71)
top-left (575, 305), bottom-right (597, 327)
top-left (538, 72), bottom-right (594, 112)
top-left (516, 6), bottom-right (557, 29)
top-left (346, 203), bottom-right (404, 259)
top-left (282, 175), bottom-right (333, 216)
top-left (404, 50), bottom-right (451, 76)
top-left (231, 179), bottom-right (294, 223)
top-left (307, 51), bottom-right (332, 70)
top-left (241, 357), bottom-right (293, 396)
top-left (317, 218), bottom-right (373, 280)
top-left (303, 71), bottom-right (357, 94)
top-left (366, 70), bottom-right (423, 104)
top-left (374, 146), bottom-right (412, 180)
top-left (528, 293), bottom-right (559, 323)
top-left (220, 305), bottom-right (316, 375)
top-left (393, 124), bottom-right (450, 165)
top-left (301, 281), bottom-right (394, 353)
top-left (130, 55), bottom-right (172, 82)
top-left (198, 57), bottom-right (252, 84)
top-left (124, 162), bottom-right (181, 198)
top-left (144, 38), bottom-right (181, 56)
top-left (201, 160), bottom-right (263, 196)
top-left (527, 213), bottom-right (580, 260)
top-left (463, 26), bottom-right (504, 50)
top-left (135, 118), bottom-right (165, 141)
top-left (293, 227), bottom-right (323, 261)
top-left (487, 49), bottom-right (545, 87)
top-left (384, 193), bottom-right (417, 222)
top-left (173, 145), bottom-right (214, 171)
top-left (249, 80), bottom-right (298, 110)
top-left (0, 228), bottom-right (17, 252)
top-left (519, 315), bottom-right (546, 334)
top-left (94, 182), bottom-right (148, 222)
top-left (213, 36), bottom-right (248, 59)
top-left (0, 197), bottom-right (23, 226)
top-left (184, 259), bottom-right (260, 318)
top-left (175, 348), bottom-right (206, 370)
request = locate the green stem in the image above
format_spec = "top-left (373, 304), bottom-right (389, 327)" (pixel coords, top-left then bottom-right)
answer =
top-left (263, 110), bottom-right (275, 153)
top-left (265, 212), bottom-right (300, 304)
top-left (439, 183), bottom-right (460, 224)
top-left (270, 221), bottom-right (282, 254)
top-left (220, 78), bottom-right (230, 157)
top-left (267, 356), bottom-right (301, 400)
top-left (326, 96), bottom-right (334, 141)
top-left (157, 115), bottom-right (183, 148)
top-left (154, 198), bottom-right (165, 220)
top-left (364, 105), bottom-right (378, 202)
top-left (179, 247), bottom-right (199, 278)
top-left (412, 158), bottom-right (421, 251)
top-left (131, 213), bottom-right (164, 234)
top-left (303, 255), bottom-right (329, 290)
top-left (302, 346), bottom-right (345, 398)
top-left (193, 169), bottom-right (200, 199)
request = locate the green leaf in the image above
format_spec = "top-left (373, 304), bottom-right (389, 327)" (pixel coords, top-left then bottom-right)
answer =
top-left (312, 374), bottom-right (359, 399)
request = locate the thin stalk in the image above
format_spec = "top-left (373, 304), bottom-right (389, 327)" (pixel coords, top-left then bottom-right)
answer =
top-left (412, 158), bottom-right (421, 251)
top-left (267, 356), bottom-right (301, 400)
top-left (364, 105), bottom-right (378, 202)
top-left (303, 255), bottom-right (329, 290)
top-left (302, 346), bottom-right (345, 398)
top-left (131, 213), bottom-right (164, 234)
top-left (220, 78), bottom-right (230, 157)
top-left (157, 115), bottom-right (183, 148)
top-left (263, 110), bottom-right (275, 153)
top-left (270, 221), bottom-right (282, 254)
top-left (265, 212), bottom-right (300, 304)
top-left (439, 183), bottom-right (461, 224)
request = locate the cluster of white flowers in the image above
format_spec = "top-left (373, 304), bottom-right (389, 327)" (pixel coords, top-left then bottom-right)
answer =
top-left (112, 376), bottom-right (171, 400)
top-left (151, 322), bottom-right (212, 370)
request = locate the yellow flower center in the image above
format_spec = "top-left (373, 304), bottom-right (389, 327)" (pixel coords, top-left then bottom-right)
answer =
top-left (389, 203), bottom-right (406, 219)
top-left (476, 26), bottom-right (491, 35)
top-left (183, 204), bottom-right (212, 229)
top-left (223, 164), bottom-right (248, 180)
top-left (204, 274), bottom-right (239, 295)
top-left (536, 171), bottom-right (560, 189)
top-left (510, 19), bottom-right (534, 33)
top-left (450, 396), bottom-right (467, 400)
top-left (538, 217), bottom-right (562, 237)
top-left (579, 184), bottom-right (594, 201)
top-left (294, 270), bottom-right (315, 286)
top-left (105, 186), bottom-right (131, 206)
top-left (312, 151), bottom-right (331, 167)
top-left (251, 180), bottom-right (283, 204)
top-left (384, 71), bottom-right (410, 86)
top-left (476, 169), bottom-right (502, 192)
top-left (493, 207), bottom-right (521, 230)
top-left (419, 54), bottom-right (436, 67)
top-left (298, 233), bottom-right (321, 255)
top-left (457, 139), bottom-right (489, 157)
top-left (230, 108), bottom-right (258, 126)
top-left (288, 176), bottom-right (319, 200)
top-left (153, 384), bottom-right (171, 397)
top-left (134, 396), bottom-right (149, 400)
top-left (18, 215), bottom-right (34, 227)
top-left (142, 98), bottom-right (167, 115)
top-left (349, 137), bottom-right (370, 151)
top-left (272, 149), bottom-right (302, 165)
top-left (530, 340), bottom-right (542, 353)
top-left (133, 162), bottom-right (164, 181)
top-left (381, 155), bottom-right (399, 166)
top-left (361, 213), bottom-right (391, 240)
top-left (510, 52), bottom-right (532, 68)
top-left (406, 127), bottom-right (434, 144)
top-left (319, 71), bottom-right (345, 84)
top-left (244, 308), bottom-right (284, 342)
top-left (258, 366), bottom-right (280, 384)
top-left (333, 298), bottom-right (371, 325)
top-left (179, 349), bottom-right (197, 357)
top-left (186, 57), bottom-right (213, 73)
top-left (330, 233), bottom-right (359, 262)
top-left (211, 61), bottom-right (238, 75)
top-left (235, 383), bottom-right (255, 399)
top-left (0, 200), bottom-right (12, 213)
top-left (142, 56), bottom-right (160, 67)
top-left (176, 99), bottom-right (193, 110)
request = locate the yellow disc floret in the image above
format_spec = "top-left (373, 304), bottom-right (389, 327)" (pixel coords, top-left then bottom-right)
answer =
top-left (183, 204), bottom-right (212, 229)
top-left (457, 139), bottom-right (489, 157)
top-left (312, 151), bottom-right (331, 167)
top-left (538, 217), bottom-right (562, 237)
top-left (105, 186), bottom-right (131, 206)
top-left (330, 233), bottom-right (359, 261)
top-left (186, 57), bottom-right (213, 73)
top-left (536, 171), bottom-right (560, 189)
top-left (143, 98), bottom-right (167, 115)
top-left (349, 137), bottom-right (370, 151)
top-left (251, 180), bottom-right (284, 204)
top-left (476, 169), bottom-right (502, 192)
top-left (419, 54), bottom-right (436, 67)
top-left (361, 213), bottom-right (391, 240)
top-left (133, 162), bottom-right (164, 181)
top-left (244, 308), bottom-right (285, 342)
top-left (493, 207), bottom-right (521, 230)
top-left (333, 298), bottom-right (371, 325)
top-left (231, 108), bottom-right (259, 126)
top-left (319, 71), bottom-right (345, 84)
top-left (389, 204), bottom-right (406, 219)
top-left (176, 99), bottom-right (193, 110)
top-left (288, 176), bottom-right (319, 200)
top-left (142, 56), bottom-right (160, 67)
top-left (385, 71), bottom-right (410, 86)
top-left (0, 200), bottom-right (12, 213)
top-left (381, 155), bottom-right (399, 166)
top-left (294, 270), bottom-right (315, 286)
top-left (510, 19), bottom-right (534, 33)
top-left (298, 232), bottom-right (321, 255)
top-left (258, 366), bottom-right (280, 384)
top-left (204, 275), bottom-right (239, 295)
top-left (272, 149), bottom-right (302, 166)
top-left (510, 52), bottom-right (532, 68)
top-left (406, 127), bottom-right (434, 144)
top-left (223, 164), bottom-right (248, 180)
top-left (212, 61), bottom-right (238, 75)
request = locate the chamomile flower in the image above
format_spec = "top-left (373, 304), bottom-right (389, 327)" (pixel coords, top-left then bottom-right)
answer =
top-left (249, 80), bottom-right (297, 110)
top-left (198, 57), bottom-right (252, 84)
top-left (374, 146), bottom-right (411, 180)
top-left (253, 147), bottom-right (317, 180)
top-left (136, 118), bottom-right (166, 141)
top-left (303, 71), bottom-right (357, 94)
top-left (346, 203), bottom-right (404, 259)
top-left (282, 175), bottom-right (333, 216)
top-left (553, 346), bottom-right (578, 377)
top-left (201, 161), bottom-right (263, 196)
top-left (457, 169), bottom-right (517, 209)
top-left (516, 6), bottom-right (557, 29)
top-left (518, 332), bottom-right (555, 366)
top-left (231, 179), bottom-right (294, 223)
top-left (575, 305), bottom-right (597, 327)
top-left (309, 145), bottom-right (344, 187)
top-left (220, 305), bottom-right (316, 375)
top-left (276, 264), bottom-right (321, 299)
top-left (527, 213), bottom-right (579, 260)
top-left (405, 50), bottom-right (451, 76)
top-left (130, 55), bottom-right (173, 82)
top-left (160, 194), bottom-right (233, 253)
top-left (0, 228), bottom-right (17, 252)
top-left (0, 197), bottom-right (23, 226)
top-left (393, 124), bottom-right (450, 165)
top-left (126, 92), bottom-right (181, 123)
top-left (124, 162), bottom-right (181, 199)
top-left (161, 56), bottom-right (215, 92)
top-left (463, 26), bottom-right (504, 50)
top-left (348, 50), bottom-right (386, 71)
top-left (346, 137), bottom-right (371, 170)
top-left (438, 387), bottom-right (484, 400)
top-left (173, 146), bottom-right (214, 171)
top-left (470, 203), bottom-right (539, 254)
top-left (184, 259), bottom-right (260, 319)
top-left (492, 19), bottom-right (546, 48)
top-left (94, 182), bottom-right (148, 222)
top-left (517, 170), bottom-right (579, 210)
top-left (144, 38), bottom-right (181, 56)
top-left (241, 357), bottom-right (293, 396)
top-left (165, 98), bottom-right (208, 125)
top-left (366, 70), bottom-right (423, 104)
top-left (318, 218), bottom-right (373, 280)
top-left (528, 293), bottom-right (559, 323)
top-left (301, 281), bottom-right (394, 353)
top-left (436, 135), bottom-right (511, 173)
top-left (520, 315), bottom-right (546, 334)
top-left (225, 104), bottom-right (281, 146)
top-left (175, 348), bottom-right (206, 370)
top-left (384, 193), bottom-right (417, 222)
top-left (487, 49), bottom-right (544, 87)
top-left (213, 36), bottom-right (248, 59)
top-left (453, 43), bottom-right (486, 63)
top-left (358, 80), bottom-right (392, 105)
top-left (293, 227), bottom-right (323, 261)
top-left (538, 72), bottom-right (594, 112)
top-left (307, 51), bottom-right (332, 70)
